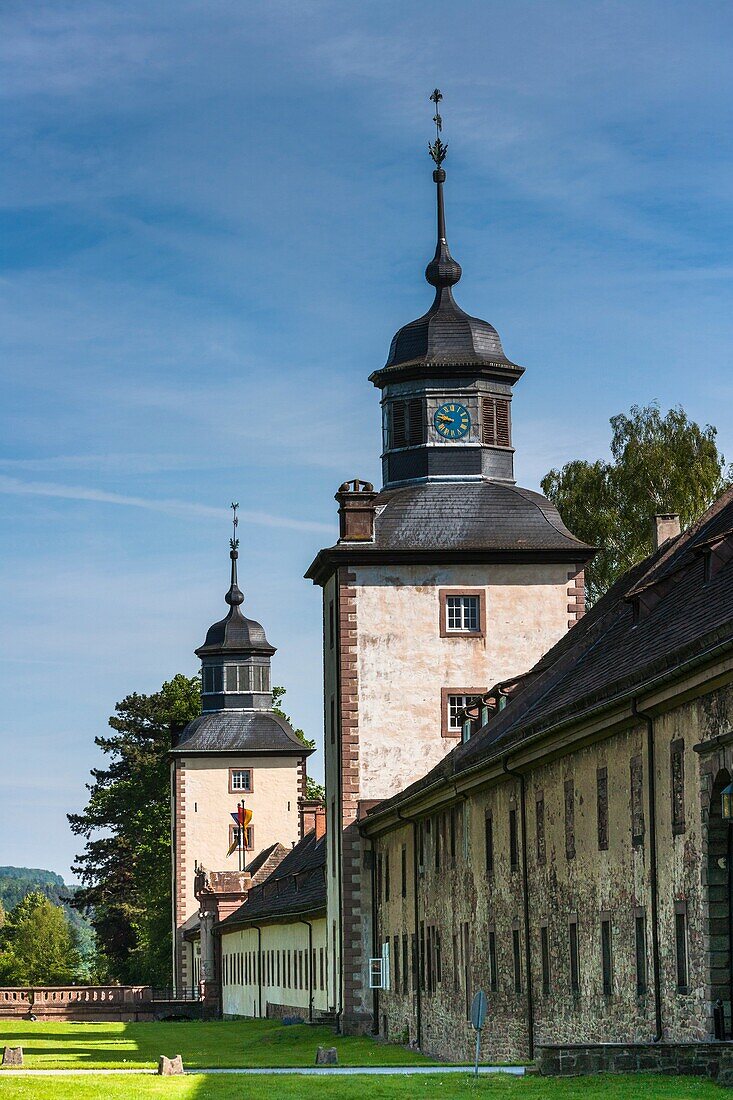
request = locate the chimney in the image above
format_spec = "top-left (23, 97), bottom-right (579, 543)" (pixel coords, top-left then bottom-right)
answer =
top-left (653, 513), bottom-right (681, 550)
top-left (299, 799), bottom-right (326, 840)
top-left (336, 479), bottom-right (378, 542)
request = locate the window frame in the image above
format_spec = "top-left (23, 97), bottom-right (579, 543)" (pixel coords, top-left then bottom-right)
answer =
top-left (228, 823), bottom-right (255, 851)
top-left (442, 687), bottom-right (485, 738)
top-left (439, 589), bottom-right (486, 638)
top-left (229, 768), bottom-right (254, 794)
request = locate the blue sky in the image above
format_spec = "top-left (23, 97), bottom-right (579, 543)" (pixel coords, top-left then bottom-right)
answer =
top-left (1, 1), bottom-right (732, 880)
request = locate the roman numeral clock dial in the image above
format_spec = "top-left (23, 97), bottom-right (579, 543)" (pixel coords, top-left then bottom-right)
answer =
top-left (433, 402), bottom-right (471, 439)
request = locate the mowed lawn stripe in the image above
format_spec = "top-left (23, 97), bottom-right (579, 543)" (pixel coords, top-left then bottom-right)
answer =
top-left (0, 1074), bottom-right (725, 1100)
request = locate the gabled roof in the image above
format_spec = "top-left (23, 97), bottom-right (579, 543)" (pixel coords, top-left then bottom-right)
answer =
top-left (171, 710), bottom-right (312, 756)
top-left (219, 830), bottom-right (326, 929)
top-left (366, 487), bottom-right (733, 823)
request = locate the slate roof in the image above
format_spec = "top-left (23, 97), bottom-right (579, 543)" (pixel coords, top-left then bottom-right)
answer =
top-left (219, 830), bottom-right (326, 928)
top-left (196, 604), bottom-right (274, 657)
top-left (306, 480), bottom-right (593, 584)
top-left (366, 487), bottom-right (733, 821)
top-left (371, 286), bottom-right (524, 388)
top-left (171, 710), bottom-right (312, 756)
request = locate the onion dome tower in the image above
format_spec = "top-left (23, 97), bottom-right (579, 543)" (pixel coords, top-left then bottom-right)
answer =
top-left (369, 89), bottom-right (524, 490)
top-left (173, 505), bottom-right (308, 754)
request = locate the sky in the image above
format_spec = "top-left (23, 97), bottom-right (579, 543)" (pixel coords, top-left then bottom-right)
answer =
top-left (1, 1), bottom-right (733, 881)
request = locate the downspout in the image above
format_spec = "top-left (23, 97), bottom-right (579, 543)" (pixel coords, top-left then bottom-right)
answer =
top-left (502, 756), bottom-right (534, 1061)
top-left (397, 808), bottom-right (422, 1050)
top-left (335, 571), bottom-right (345, 1031)
top-left (299, 920), bottom-right (314, 1023)
top-left (633, 699), bottom-right (663, 1042)
top-left (253, 925), bottom-right (263, 1019)
top-left (367, 835), bottom-right (379, 1034)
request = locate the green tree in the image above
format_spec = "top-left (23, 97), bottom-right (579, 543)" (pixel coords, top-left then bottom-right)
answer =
top-left (0, 891), bottom-right (81, 985)
top-left (272, 686), bottom-right (325, 802)
top-left (542, 403), bottom-right (731, 605)
top-left (68, 673), bottom-right (200, 986)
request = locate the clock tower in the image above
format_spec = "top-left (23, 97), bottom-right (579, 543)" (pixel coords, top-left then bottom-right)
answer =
top-left (306, 91), bottom-right (593, 1035)
top-left (370, 93), bottom-right (523, 490)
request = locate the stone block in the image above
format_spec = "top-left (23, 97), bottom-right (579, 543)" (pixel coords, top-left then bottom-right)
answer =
top-left (157, 1055), bottom-right (184, 1075)
top-left (2, 1047), bottom-right (22, 1066)
top-left (315, 1046), bottom-right (338, 1065)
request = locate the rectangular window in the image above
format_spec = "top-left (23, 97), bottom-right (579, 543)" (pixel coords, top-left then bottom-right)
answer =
top-left (411, 933), bottom-right (418, 992)
top-left (597, 767), bottom-right (609, 850)
top-left (631, 755), bottom-right (645, 845)
top-left (376, 853), bottom-right (383, 902)
top-left (230, 768), bottom-right (253, 793)
top-left (202, 665), bottom-right (223, 694)
top-left (481, 396), bottom-right (511, 447)
top-left (446, 595), bottom-right (480, 633)
top-left (540, 924), bottom-right (550, 994)
top-left (228, 823), bottom-right (254, 850)
top-left (564, 779), bottom-right (576, 860)
top-left (434, 816), bottom-right (441, 871)
top-left (435, 930), bottom-right (442, 984)
top-left (463, 803), bottom-right (470, 860)
top-left (385, 852), bottom-right (390, 901)
top-left (402, 933), bottom-right (409, 994)
top-left (675, 904), bottom-right (688, 991)
top-left (509, 807), bottom-right (519, 871)
top-left (671, 740), bottom-right (686, 834)
top-left (485, 813), bottom-right (494, 878)
top-left (601, 917), bottom-right (613, 996)
top-left (447, 694), bottom-right (472, 734)
top-left (536, 796), bottom-right (546, 865)
top-left (450, 806), bottom-right (457, 858)
top-left (488, 929), bottom-right (498, 992)
top-left (391, 399), bottom-right (425, 448)
top-left (635, 909), bottom-right (647, 996)
top-left (512, 928), bottom-right (522, 993)
top-left (393, 934), bottom-right (400, 992)
top-left (419, 922), bottom-right (425, 992)
top-left (401, 844), bottom-right (407, 898)
top-left (569, 918), bottom-right (580, 993)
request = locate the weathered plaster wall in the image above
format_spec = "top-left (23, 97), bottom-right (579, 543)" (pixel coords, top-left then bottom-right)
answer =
top-left (221, 918), bottom-right (328, 1018)
top-left (353, 563), bottom-right (576, 800)
top-left (174, 753), bottom-right (301, 935)
top-left (372, 678), bottom-right (733, 1062)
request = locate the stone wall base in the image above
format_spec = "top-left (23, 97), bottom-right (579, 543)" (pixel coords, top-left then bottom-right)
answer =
top-left (537, 1041), bottom-right (733, 1084)
top-left (340, 1010), bottom-right (374, 1036)
top-left (266, 1001), bottom-right (309, 1022)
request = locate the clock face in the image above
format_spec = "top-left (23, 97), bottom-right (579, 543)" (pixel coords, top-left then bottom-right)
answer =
top-left (433, 402), bottom-right (471, 439)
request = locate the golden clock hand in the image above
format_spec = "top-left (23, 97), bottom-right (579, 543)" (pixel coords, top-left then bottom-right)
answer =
top-left (436, 414), bottom-right (453, 423)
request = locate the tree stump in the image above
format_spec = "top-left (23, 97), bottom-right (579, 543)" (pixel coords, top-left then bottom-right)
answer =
top-left (315, 1046), bottom-right (338, 1065)
top-left (157, 1054), bottom-right (184, 1075)
top-left (2, 1047), bottom-right (23, 1066)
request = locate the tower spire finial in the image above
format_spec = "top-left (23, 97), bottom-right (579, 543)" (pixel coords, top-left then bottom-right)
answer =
top-left (425, 88), bottom-right (461, 291)
top-left (225, 501), bottom-right (244, 608)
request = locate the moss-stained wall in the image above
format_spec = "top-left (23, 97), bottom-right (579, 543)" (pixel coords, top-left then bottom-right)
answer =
top-left (371, 678), bottom-right (733, 1062)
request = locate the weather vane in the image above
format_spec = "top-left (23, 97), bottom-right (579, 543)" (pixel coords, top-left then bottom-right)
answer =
top-left (428, 88), bottom-right (448, 167)
top-left (230, 502), bottom-right (239, 552)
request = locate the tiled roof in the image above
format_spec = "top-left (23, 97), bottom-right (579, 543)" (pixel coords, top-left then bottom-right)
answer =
top-left (368, 487), bottom-right (733, 820)
top-left (219, 830), bottom-right (326, 929)
top-left (171, 711), bottom-right (311, 756)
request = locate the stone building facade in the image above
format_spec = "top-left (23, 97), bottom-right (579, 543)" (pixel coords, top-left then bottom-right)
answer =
top-left (305, 146), bottom-right (592, 1032)
top-left (362, 493), bottom-right (733, 1061)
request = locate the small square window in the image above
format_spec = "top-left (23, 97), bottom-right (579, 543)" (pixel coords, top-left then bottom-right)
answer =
top-left (440, 590), bottom-right (485, 637)
top-left (446, 596), bottom-right (480, 632)
top-left (442, 688), bottom-right (484, 738)
top-left (228, 823), bottom-right (254, 850)
top-left (448, 695), bottom-right (471, 732)
top-left (230, 768), bottom-right (253, 793)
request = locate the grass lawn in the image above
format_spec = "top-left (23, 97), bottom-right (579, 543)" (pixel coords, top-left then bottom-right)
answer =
top-left (0, 1074), bottom-right (724, 1099)
top-left (0, 1017), bottom-right (436, 1069)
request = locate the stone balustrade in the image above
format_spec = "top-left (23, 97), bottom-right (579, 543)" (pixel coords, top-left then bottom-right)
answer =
top-left (0, 985), bottom-right (153, 1021)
